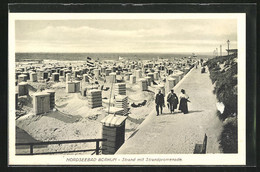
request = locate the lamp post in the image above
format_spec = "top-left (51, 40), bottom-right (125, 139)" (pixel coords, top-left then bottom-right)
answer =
top-left (220, 45), bottom-right (222, 57)
top-left (227, 40), bottom-right (230, 56)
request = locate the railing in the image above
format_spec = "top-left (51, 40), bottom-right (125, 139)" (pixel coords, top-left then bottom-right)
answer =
top-left (16, 138), bottom-right (107, 155)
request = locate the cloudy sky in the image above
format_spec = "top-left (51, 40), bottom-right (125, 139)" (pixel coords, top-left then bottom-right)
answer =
top-left (15, 19), bottom-right (237, 53)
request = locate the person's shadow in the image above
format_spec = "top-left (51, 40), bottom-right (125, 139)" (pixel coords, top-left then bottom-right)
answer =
top-left (160, 110), bottom-right (203, 115)
top-left (186, 110), bottom-right (204, 114)
top-left (159, 111), bottom-right (181, 116)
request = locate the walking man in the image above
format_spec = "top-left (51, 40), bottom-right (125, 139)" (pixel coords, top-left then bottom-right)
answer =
top-left (167, 89), bottom-right (179, 114)
top-left (155, 89), bottom-right (165, 116)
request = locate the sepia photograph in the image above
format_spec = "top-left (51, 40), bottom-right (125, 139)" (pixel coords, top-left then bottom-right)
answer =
top-left (8, 12), bottom-right (246, 166)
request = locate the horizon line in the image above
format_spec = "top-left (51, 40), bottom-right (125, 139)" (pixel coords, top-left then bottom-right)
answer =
top-left (15, 51), bottom-right (213, 54)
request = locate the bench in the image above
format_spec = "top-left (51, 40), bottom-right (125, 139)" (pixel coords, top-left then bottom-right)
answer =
top-left (194, 134), bottom-right (207, 154)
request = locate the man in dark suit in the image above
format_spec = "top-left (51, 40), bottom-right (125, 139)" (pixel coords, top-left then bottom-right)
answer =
top-left (167, 89), bottom-right (179, 114)
top-left (155, 89), bottom-right (165, 116)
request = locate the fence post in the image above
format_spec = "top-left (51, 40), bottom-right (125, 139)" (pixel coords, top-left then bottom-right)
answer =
top-left (96, 141), bottom-right (99, 155)
top-left (30, 144), bottom-right (33, 155)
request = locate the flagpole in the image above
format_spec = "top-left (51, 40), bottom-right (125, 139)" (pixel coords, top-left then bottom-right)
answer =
top-left (108, 79), bottom-right (114, 116)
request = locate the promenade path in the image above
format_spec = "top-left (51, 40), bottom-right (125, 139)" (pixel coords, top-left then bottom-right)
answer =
top-left (116, 66), bottom-right (223, 154)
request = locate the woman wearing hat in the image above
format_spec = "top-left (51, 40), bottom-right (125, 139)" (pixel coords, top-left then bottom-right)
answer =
top-left (179, 89), bottom-right (190, 114)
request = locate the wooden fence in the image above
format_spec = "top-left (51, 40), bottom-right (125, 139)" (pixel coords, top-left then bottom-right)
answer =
top-left (16, 138), bottom-right (107, 155)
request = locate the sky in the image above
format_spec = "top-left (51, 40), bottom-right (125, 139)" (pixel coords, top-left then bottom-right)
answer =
top-left (15, 19), bottom-right (237, 53)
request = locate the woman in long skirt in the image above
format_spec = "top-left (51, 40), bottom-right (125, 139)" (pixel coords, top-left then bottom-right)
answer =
top-left (179, 89), bottom-right (190, 114)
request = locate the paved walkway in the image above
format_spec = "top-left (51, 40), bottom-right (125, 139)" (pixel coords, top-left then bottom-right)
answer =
top-left (116, 66), bottom-right (223, 154)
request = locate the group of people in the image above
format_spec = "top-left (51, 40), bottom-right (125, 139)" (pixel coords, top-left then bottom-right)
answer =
top-left (155, 88), bottom-right (190, 116)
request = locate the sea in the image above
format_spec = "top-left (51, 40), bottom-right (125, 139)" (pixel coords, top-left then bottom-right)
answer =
top-left (15, 52), bottom-right (212, 62)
